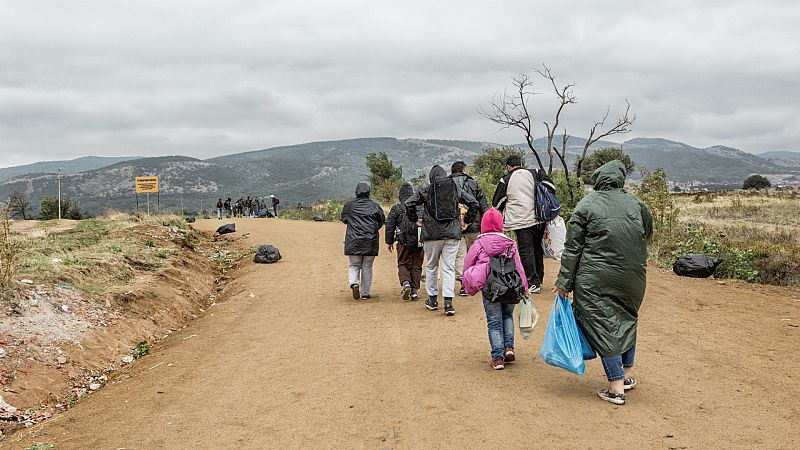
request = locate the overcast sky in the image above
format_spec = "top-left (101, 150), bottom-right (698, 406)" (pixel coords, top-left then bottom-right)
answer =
top-left (1, 0), bottom-right (798, 167)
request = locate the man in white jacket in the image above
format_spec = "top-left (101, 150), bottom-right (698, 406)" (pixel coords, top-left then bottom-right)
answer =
top-left (491, 154), bottom-right (551, 294)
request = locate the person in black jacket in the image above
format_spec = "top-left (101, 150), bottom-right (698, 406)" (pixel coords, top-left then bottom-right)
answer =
top-left (449, 161), bottom-right (489, 295)
top-left (341, 183), bottom-right (386, 300)
top-left (386, 182), bottom-right (424, 301)
top-left (271, 195), bottom-right (280, 217)
top-left (405, 165), bottom-right (480, 316)
top-left (216, 198), bottom-right (223, 220)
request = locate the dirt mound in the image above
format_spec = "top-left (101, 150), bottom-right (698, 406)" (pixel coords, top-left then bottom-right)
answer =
top-left (0, 219), bottom-right (240, 437)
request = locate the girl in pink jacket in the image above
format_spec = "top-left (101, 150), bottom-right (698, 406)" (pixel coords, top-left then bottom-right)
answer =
top-left (462, 208), bottom-right (528, 370)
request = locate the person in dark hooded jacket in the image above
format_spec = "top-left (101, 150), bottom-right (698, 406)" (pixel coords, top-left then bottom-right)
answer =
top-left (405, 165), bottom-right (480, 315)
top-left (450, 161), bottom-right (489, 295)
top-left (341, 183), bottom-right (386, 300)
top-left (555, 160), bottom-right (653, 406)
top-left (386, 182), bottom-right (424, 301)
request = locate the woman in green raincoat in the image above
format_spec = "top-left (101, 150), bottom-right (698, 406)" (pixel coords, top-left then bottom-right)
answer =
top-left (555, 160), bottom-right (653, 405)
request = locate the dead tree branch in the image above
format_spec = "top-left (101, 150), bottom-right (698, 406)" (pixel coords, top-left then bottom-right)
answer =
top-left (535, 64), bottom-right (576, 175)
top-left (480, 74), bottom-right (545, 170)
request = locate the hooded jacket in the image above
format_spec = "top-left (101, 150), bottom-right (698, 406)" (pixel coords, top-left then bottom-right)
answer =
top-left (385, 182), bottom-right (419, 248)
top-left (461, 208), bottom-right (528, 296)
top-left (341, 183), bottom-right (386, 256)
top-left (555, 160), bottom-right (653, 357)
top-left (450, 172), bottom-right (489, 234)
top-left (404, 166), bottom-right (480, 242)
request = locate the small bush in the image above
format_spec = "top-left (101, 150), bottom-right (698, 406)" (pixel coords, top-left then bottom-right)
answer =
top-left (133, 341), bottom-right (151, 359)
top-left (0, 206), bottom-right (21, 289)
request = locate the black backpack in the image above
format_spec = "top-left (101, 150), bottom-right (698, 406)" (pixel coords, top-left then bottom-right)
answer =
top-left (481, 244), bottom-right (525, 304)
top-left (428, 178), bottom-right (459, 221)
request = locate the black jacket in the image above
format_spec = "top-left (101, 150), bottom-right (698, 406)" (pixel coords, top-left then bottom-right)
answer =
top-left (341, 183), bottom-right (385, 256)
top-left (450, 172), bottom-right (489, 234)
top-left (386, 183), bottom-right (419, 248)
top-left (405, 166), bottom-right (480, 242)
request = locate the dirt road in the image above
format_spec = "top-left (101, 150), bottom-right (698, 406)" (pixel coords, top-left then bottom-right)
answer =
top-left (7, 218), bottom-right (800, 449)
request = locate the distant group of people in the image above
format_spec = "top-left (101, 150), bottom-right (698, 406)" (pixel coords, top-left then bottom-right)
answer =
top-left (340, 157), bottom-right (653, 406)
top-left (216, 195), bottom-right (280, 220)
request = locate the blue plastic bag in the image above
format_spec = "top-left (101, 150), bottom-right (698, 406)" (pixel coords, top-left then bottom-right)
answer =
top-left (577, 323), bottom-right (597, 360)
top-left (539, 294), bottom-right (585, 375)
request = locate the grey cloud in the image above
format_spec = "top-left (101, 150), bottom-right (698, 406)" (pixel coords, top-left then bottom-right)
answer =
top-left (1, 0), bottom-right (799, 167)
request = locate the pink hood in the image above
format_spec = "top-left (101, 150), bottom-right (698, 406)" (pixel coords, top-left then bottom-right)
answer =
top-left (481, 208), bottom-right (504, 234)
top-left (461, 227), bottom-right (528, 296)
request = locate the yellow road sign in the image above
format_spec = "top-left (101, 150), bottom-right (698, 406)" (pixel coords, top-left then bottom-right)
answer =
top-left (135, 176), bottom-right (159, 193)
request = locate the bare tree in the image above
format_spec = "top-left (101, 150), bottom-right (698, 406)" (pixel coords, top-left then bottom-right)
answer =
top-left (7, 191), bottom-right (30, 220)
top-left (574, 101), bottom-right (635, 187)
top-left (536, 65), bottom-right (576, 174)
top-left (480, 74), bottom-right (546, 171)
top-left (483, 65), bottom-right (636, 209)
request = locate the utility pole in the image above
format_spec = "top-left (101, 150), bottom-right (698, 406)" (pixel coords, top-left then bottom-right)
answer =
top-left (57, 168), bottom-right (62, 220)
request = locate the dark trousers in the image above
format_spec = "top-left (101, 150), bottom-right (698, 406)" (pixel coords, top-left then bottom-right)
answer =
top-left (515, 223), bottom-right (545, 286)
top-left (396, 243), bottom-right (424, 289)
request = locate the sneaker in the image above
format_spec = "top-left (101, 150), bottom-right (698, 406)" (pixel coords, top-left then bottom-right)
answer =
top-left (528, 284), bottom-right (542, 294)
top-left (361, 294), bottom-right (371, 300)
top-left (597, 389), bottom-right (625, 405)
top-left (444, 298), bottom-right (455, 316)
top-left (401, 283), bottom-right (412, 301)
top-left (410, 293), bottom-right (419, 301)
top-left (504, 347), bottom-right (516, 363)
top-left (350, 284), bottom-right (360, 300)
top-left (425, 297), bottom-right (438, 310)
top-left (490, 358), bottom-right (505, 370)
top-left (458, 287), bottom-right (468, 297)
top-left (623, 378), bottom-right (637, 391)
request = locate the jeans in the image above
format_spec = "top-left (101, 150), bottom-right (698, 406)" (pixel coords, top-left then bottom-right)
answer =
top-left (348, 256), bottom-right (375, 296)
top-left (601, 345), bottom-right (636, 381)
top-left (217, 208), bottom-right (222, 220)
top-left (483, 296), bottom-right (515, 360)
top-left (423, 239), bottom-right (459, 298)
top-left (515, 223), bottom-right (545, 287)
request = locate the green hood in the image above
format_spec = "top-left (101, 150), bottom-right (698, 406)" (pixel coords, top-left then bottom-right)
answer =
top-left (591, 160), bottom-right (627, 191)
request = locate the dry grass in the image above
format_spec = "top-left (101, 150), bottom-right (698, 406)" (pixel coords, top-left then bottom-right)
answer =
top-left (662, 189), bottom-right (800, 286)
top-left (11, 213), bottom-right (190, 294)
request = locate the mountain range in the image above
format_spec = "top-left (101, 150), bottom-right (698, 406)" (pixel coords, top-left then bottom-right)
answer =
top-left (1, 137), bottom-right (798, 216)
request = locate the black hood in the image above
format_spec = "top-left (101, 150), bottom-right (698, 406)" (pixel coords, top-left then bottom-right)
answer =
top-left (398, 182), bottom-right (414, 203)
top-left (355, 182), bottom-right (371, 198)
top-left (429, 165), bottom-right (447, 183)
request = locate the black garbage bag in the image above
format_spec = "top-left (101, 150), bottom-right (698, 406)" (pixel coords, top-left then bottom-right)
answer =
top-left (313, 215), bottom-right (325, 222)
top-left (185, 216), bottom-right (196, 223)
top-left (216, 223), bottom-right (236, 235)
top-left (673, 254), bottom-right (722, 278)
top-left (254, 244), bottom-right (282, 264)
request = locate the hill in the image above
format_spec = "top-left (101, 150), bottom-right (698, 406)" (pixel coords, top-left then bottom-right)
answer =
top-left (2, 137), bottom-right (799, 216)
top-left (0, 139), bottom-right (490, 216)
top-left (760, 150), bottom-right (800, 160)
top-left (619, 138), bottom-right (799, 183)
top-left (0, 156), bottom-right (142, 183)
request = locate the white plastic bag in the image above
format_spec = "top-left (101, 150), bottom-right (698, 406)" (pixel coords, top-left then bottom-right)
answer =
top-left (542, 216), bottom-right (566, 260)
top-left (518, 297), bottom-right (539, 340)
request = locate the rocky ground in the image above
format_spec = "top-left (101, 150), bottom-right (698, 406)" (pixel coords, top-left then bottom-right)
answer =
top-left (0, 217), bottom-right (250, 439)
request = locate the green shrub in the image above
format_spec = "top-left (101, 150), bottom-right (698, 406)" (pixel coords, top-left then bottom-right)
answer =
top-left (133, 341), bottom-right (151, 359)
top-left (657, 224), bottom-right (759, 282)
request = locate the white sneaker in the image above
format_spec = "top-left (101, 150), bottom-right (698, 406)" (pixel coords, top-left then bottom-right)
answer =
top-left (528, 285), bottom-right (542, 294)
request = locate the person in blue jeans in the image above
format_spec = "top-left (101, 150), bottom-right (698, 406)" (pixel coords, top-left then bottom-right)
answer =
top-left (462, 208), bottom-right (528, 370)
top-left (555, 161), bottom-right (652, 405)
